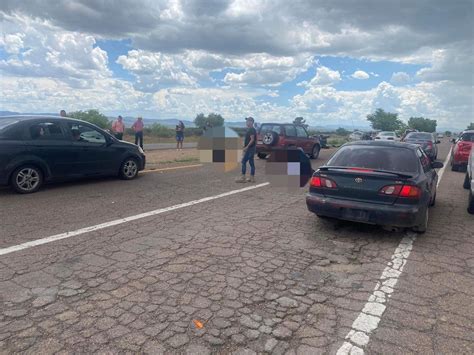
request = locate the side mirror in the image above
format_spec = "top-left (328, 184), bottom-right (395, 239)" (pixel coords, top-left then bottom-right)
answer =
top-left (451, 138), bottom-right (456, 143)
top-left (432, 161), bottom-right (444, 169)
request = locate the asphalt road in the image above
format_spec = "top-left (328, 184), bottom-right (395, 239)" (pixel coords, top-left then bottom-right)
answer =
top-left (0, 140), bottom-right (472, 354)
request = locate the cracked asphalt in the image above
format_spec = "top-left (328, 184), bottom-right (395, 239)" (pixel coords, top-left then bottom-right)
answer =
top-left (0, 141), bottom-right (472, 354)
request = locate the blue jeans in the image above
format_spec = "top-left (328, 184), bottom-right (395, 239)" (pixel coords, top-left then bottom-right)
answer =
top-left (241, 147), bottom-right (256, 176)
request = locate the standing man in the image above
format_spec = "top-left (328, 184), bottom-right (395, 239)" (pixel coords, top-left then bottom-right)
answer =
top-left (132, 116), bottom-right (144, 149)
top-left (236, 116), bottom-right (257, 183)
top-left (176, 121), bottom-right (185, 151)
top-left (112, 115), bottom-right (125, 140)
top-left (60, 110), bottom-right (67, 117)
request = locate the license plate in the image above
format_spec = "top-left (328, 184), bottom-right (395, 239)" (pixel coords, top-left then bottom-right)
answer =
top-left (341, 208), bottom-right (369, 222)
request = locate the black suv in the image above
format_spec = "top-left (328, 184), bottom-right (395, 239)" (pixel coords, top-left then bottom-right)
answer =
top-left (256, 123), bottom-right (321, 160)
top-left (0, 116), bottom-right (146, 193)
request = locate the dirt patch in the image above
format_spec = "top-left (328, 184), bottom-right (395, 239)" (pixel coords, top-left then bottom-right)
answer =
top-left (145, 148), bottom-right (199, 169)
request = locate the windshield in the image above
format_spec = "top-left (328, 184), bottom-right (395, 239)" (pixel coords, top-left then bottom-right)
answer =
top-left (328, 145), bottom-right (419, 173)
top-left (379, 132), bottom-right (395, 136)
top-left (460, 132), bottom-right (474, 142)
top-left (406, 132), bottom-right (433, 140)
top-left (0, 119), bottom-right (19, 130)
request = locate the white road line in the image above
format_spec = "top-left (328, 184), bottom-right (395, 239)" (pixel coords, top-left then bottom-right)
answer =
top-left (337, 147), bottom-right (452, 355)
top-left (0, 182), bottom-right (269, 257)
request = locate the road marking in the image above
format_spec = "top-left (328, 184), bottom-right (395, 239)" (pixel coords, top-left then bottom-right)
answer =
top-left (141, 164), bottom-right (203, 173)
top-left (337, 147), bottom-right (452, 354)
top-left (0, 182), bottom-right (269, 257)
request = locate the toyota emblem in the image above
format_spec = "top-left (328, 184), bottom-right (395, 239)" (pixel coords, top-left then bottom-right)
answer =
top-left (355, 177), bottom-right (363, 183)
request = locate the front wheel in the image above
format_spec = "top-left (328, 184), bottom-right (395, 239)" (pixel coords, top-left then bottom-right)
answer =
top-left (119, 158), bottom-right (139, 180)
top-left (11, 165), bottom-right (43, 194)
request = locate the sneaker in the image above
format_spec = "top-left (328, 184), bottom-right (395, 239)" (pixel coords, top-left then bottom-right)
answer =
top-left (247, 176), bottom-right (256, 183)
top-left (235, 175), bottom-right (247, 183)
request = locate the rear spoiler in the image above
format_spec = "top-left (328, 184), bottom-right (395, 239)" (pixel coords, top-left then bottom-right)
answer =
top-left (318, 166), bottom-right (414, 179)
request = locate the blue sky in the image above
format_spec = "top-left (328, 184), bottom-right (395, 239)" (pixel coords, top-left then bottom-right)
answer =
top-left (0, 1), bottom-right (472, 130)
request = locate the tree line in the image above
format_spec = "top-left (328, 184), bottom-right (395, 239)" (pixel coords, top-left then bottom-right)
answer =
top-left (68, 108), bottom-right (472, 137)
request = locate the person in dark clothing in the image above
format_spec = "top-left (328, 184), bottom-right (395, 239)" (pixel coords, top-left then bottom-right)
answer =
top-left (236, 117), bottom-right (257, 183)
top-left (176, 121), bottom-right (185, 150)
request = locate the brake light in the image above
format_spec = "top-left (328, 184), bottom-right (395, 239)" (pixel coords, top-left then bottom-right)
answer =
top-left (379, 185), bottom-right (421, 199)
top-left (310, 176), bottom-right (338, 189)
top-left (458, 142), bottom-right (472, 152)
top-left (427, 141), bottom-right (433, 148)
top-left (347, 167), bottom-right (374, 172)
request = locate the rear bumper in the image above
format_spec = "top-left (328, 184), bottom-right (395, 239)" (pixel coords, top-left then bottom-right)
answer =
top-left (139, 155), bottom-right (146, 171)
top-left (306, 193), bottom-right (424, 227)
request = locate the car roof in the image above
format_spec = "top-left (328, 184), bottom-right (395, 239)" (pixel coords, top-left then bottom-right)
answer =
top-left (342, 140), bottom-right (419, 150)
top-left (461, 130), bottom-right (474, 134)
top-left (0, 115), bottom-right (75, 122)
top-left (260, 122), bottom-right (294, 125)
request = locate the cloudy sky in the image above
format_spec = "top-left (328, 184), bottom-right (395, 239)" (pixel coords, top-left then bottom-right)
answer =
top-left (0, 0), bottom-right (472, 129)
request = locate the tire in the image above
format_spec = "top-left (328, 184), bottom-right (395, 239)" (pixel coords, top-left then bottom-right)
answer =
top-left (463, 172), bottom-right (471, 189)
top-left (257, 153), bottom-right (267, 159)
top-left (412, 207), bottom-right (428, 234)
top-left (310, 144), bottom-right (320, 160)
top-left (11, 165), bottom-right (43, 194)
top-left (119, 157), bottom-right (139, 180)
top-left (430, 191), bottom-right (436, 207)
top-left (468, 190), bottom-right (474, 214)
top-left (263, 131), bottom-right (279, 146)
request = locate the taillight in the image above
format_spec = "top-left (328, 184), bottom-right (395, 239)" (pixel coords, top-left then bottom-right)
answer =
top-left (278, 135), bottom-right (286, 146)
top-left (458, 142), bottom-right (472, 152)
top-left (379, 185), bottom-right (421, 199)
top-left (310, 176), bottom-right (338, 189)
top-left (427, 141), bottom-right (433, 148)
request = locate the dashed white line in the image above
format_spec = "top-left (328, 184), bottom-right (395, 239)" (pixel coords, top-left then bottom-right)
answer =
top-left (337, 147), bottom-right (452, 354)
top-left (0, 182), bottom-right (269, 257)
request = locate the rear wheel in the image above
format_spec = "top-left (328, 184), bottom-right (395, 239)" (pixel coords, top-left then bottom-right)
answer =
top-left (257, 153), bottom-right (267, 159)
top-left (412, 207), bottom-right (428, 234)
top-left (119, 158), bottom-right (139, 180)
top-left (263, 131), bottom-right (279, 146)
top-left (11, 165), bottom-right (43, 194)
top-left (310, 144), bottom-right (320, 160)
top-left (463, 172), bottom-right (470, 189)
top-left (468, 190), bottom-right (474, 214)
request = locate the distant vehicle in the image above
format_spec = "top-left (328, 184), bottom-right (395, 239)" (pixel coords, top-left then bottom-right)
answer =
top-left (256, 123), bottom-right (321, 160)
top-left (402, 132), bottom-right (439, 161)
top-left (451, 130), bottom-right (474, 171)
top-left (464, 149), bottom-right (474, 214)
top-left (306, 141), bottom-right (443, 233)
top-left (349, 131), bottom-right (364, 141)
top-left (437, 133), bottom-right (444, 139)
top-left (0, 116), bottom-right (146, 193)
top-left (375, 131), bottom-right (400, 141)
top-left (401, 128), bottom-right (418, 140)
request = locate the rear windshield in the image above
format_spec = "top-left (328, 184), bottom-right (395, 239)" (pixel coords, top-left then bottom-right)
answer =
top-left (406, 132), bottom-right (433, 140)
top-left (460, 132), bottom-right (474, 142)
top-left (0, 119), bottom-right (19, 130)
top-left (259, 124), bottom-right (281, 134)
top-left (328, 145), bottom-right (419, 173)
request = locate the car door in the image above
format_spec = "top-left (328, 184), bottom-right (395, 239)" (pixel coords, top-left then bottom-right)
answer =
top-left (295, 125), bottom-right (313, 154)
top-left (417, 148), bottom-right (437, 201)
top-left (66, 122), bottom-right (117, 175)
top-left (25, 120), bottom-right (78, 178)
top-left (283, 124), bottom-right (298, 148)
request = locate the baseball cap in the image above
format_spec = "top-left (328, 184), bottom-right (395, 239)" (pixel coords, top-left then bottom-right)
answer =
top-left (245, 116), bottom-right (255, 122)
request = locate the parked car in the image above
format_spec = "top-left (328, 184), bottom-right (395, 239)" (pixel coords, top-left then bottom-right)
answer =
top-left (401, 128), bottom-right (418, 141)
top-left (402, 131), bottom-right (439, 160)
top-left (437, 133), bottom-right (444, 139)
top-left (375, 131), bottom-right (400, 141)
top-left (451, 130), bottom-right (474, 171)
top-left (464, 149), bottom-right (474, 214)
top-left (256, 123), bottom-right (321, 159)
top-left (349, 131), bottom-right (364, 141)
top-left (0, 116), bottom-right (146, 193)
top-left (306, 141), bottom-right (443, 233)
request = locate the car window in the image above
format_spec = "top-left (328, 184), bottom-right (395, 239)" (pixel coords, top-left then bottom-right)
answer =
top-left (0, 123), bottom-right (24, 140)
top-left (406, 132), bottom-right (433, 140)
top-left (328, 146), bottom-right (419, 173)
top-left (295, 126), bottom-right (308, 138)
top-left (460, 132), bottom-right (474, 142)
top-left (379, 132), bottom-right (395, 136)
top-left (416, 148), bottom-right (431, 172)
top-left (284, 125), bottom-right (297, 137)
top-left (260, 124), bottom-right (281, 135)
top-left (68, 123), bottom-right (106, 144)
top-left (29, 121), bottom-right (66, 140)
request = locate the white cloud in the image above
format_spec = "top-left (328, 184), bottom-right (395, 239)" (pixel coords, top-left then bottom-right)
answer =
top-left (351, 70), bottom-right (369, 79)
top-left (391, 71), bottom-right (410, 85)
top-left (299, 66), bottom-right (341, 87)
